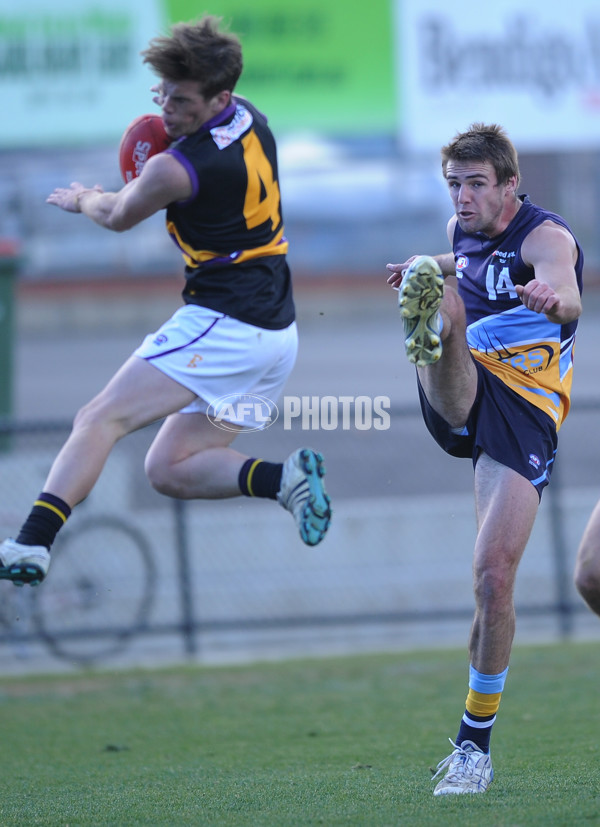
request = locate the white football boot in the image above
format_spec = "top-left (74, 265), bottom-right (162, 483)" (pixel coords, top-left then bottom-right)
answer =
top-left (277, 449), bottom-right (331, 546)
top-left (0, 538), bottom-right (50, 586)
top-left (431, 739), bottom-right (494, 795)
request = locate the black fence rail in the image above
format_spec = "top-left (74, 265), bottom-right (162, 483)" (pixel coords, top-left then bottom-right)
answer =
top-left (0, 402), bottom-right (598, 668)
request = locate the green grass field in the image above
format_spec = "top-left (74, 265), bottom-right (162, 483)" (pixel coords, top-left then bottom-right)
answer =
top-left (1, 642), bottom-right (599, 826)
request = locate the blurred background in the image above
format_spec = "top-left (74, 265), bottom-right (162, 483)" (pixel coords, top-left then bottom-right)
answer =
top-left (1, 0), bottom-right (600, 673)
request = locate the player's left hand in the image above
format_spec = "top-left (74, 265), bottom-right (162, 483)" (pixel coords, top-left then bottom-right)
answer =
top-left (515, 280), bottom-right (560, 316)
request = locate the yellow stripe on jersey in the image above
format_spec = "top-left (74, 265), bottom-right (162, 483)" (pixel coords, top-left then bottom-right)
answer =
top-left (471, 347), bottom-right (573, 429)
top-left (166, 222), bottom-right (288, 270)
top-left (466, 689), bottom-right (503, 717)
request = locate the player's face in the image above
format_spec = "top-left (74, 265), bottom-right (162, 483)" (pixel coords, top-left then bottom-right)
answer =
top-left (445, 160), bottom-right (518, 237)
top-left (156, 79), bottom-right (226, 138)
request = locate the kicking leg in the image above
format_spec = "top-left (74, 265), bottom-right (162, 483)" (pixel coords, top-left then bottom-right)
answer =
top-left (398, 257), bottom-right (478, 429)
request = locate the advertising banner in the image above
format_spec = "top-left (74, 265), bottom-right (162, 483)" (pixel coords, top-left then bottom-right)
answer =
top-left (0, 0), bottom-right (165, 148)
top-left (397, 0), bottom-right (600, 151)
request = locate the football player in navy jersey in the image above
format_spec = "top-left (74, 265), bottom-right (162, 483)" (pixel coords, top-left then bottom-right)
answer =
top-left (387, 123), bottom-right (583, 795)
top-left (0, 16), bottom-right (331, 587)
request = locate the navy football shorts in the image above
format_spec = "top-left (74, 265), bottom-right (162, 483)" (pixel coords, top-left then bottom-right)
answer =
top-left (417, 360), bottom-right (558, 499)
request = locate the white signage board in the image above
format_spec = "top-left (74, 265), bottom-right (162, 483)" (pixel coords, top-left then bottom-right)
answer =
top-left (1, 0), bottom-right (165, 148)
top-left (396, 0), bottom-right (600, 151)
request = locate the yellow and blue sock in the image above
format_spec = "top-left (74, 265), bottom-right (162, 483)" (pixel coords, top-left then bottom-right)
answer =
top-left (238, 458), bottom-right (283, 500)
top-left (456, 664), bottom-right (508, 754)
top-left (16, 491), bottom-right (71, 550)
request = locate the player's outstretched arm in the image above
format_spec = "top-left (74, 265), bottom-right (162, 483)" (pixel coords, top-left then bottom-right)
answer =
top-left (46, 152), bottom-right (191, 233)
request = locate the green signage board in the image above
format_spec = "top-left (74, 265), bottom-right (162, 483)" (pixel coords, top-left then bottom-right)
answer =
top-left (164, 0), bottom-right (396, 135)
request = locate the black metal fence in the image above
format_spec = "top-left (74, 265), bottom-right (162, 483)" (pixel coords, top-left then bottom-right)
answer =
top-left (0, 401), bottom-right (598, 669)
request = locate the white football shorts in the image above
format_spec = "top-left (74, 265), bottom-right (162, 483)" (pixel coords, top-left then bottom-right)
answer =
top-left (134, 305), bottom-right (298, 429)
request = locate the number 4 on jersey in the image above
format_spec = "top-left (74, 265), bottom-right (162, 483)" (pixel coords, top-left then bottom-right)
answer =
top-left (242, 131), bottom-right (282, 231)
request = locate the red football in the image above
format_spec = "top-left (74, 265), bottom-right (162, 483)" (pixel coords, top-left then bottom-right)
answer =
top-left (118, 114), bottom-right (171, 183)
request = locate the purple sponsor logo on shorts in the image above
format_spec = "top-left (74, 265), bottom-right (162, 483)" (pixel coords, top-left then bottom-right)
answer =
top-left (528, 453), bottom-right (541, 470)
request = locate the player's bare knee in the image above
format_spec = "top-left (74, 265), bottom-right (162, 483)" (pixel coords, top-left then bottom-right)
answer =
top-left (574, 556), bottom-right (600, 603)
top-left (439, 284), bottom-right (466, 329)
top-left (144, 454), bottom-right (179, 497)
top-left (72, 398), bottom-right (109, 434)
top-left (73, 398), bottom-right (130, 442)
top-left (72, 398), bottom-right (96, 429)
top-left (145, 456), bottom-right (167, 494)
top-left (473, 565), bottom-right (515, 611)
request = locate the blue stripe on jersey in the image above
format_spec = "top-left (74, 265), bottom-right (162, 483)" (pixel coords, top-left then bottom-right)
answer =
top-left (467, 304), bottom-right (559, 357)
top-left (511, 384), bottom-right (560, 406)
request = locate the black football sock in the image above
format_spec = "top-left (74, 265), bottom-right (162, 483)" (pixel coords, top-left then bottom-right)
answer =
top-left (238, 459), bottom-right (283, 500)
top-left (16, 492), bottom-right (71, 550)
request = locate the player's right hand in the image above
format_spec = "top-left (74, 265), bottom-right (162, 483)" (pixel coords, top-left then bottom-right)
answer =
top-left (386, 256), bottom-right (420, 289)
top-left (46, 182), bottom-right (103, 213)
